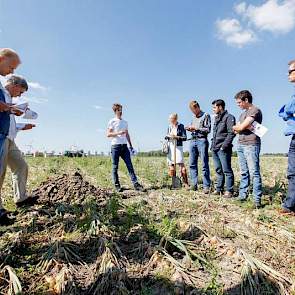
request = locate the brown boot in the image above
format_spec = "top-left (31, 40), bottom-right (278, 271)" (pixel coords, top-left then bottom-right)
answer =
top-left (181, 168), bottom-right (189, 188)
top-left (169, 165), bottom-right (176, 177)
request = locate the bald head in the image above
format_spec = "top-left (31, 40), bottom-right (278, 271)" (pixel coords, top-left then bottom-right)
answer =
top-left (0, 48), bottom-right (21, 76)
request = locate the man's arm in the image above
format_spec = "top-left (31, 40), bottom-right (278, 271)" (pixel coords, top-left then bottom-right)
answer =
top-left (233, 116), bottom-right (254, 133)
top-left (221, 115), bottom-right (236, 150)
top-left (126, 130), bottom-right (133, 148)
top-left (284, 98), bottom-right (295, 117)
top-left (0, 101), bottom-right (11, 112)
top-left (106, 128), bottom-right (126, 138)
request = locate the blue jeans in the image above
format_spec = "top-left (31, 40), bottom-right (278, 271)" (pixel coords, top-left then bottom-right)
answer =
top-left (283, 136), bottom-right (295, 211)
top-left (0, 134), bottom-right (6, 176)
top-left (212, 149), bottom-right (234, 193)
top-left (111, 144), bottom-right (138, 186)
top-left (237, 144), bottom-right (262, 203)
top-left (189, 139), bottom-right (211, 189)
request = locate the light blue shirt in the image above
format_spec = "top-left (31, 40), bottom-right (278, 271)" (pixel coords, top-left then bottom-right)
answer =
top-left (279, 90), bottom-right (295, 136)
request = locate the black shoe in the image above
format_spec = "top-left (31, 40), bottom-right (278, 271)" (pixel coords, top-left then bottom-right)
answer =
top-left (191, 185), bottom-right (198, 191)
top-left (224, 191), bottom-right (234, 198)
top-left (0, 208), bottom-right (8, 219)
top-left (254, 202), bottom-right (262, 209)
top-left (115, 185), bottom-right (123, 193)
top-left (203, 188), bottom-right (210, 194)
top-left (134, 183), bottom-right (145, 192)
top-left (15, 196), bottom-right (38, 208)
top-left (0, 209), bottom-right (15, 225)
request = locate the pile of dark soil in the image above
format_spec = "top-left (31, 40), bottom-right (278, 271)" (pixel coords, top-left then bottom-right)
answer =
top-left (32, 171), bottom-right (111, 205)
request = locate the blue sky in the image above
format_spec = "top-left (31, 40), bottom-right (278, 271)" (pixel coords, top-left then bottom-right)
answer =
top-left (1, 0), bottom-right (295, 153)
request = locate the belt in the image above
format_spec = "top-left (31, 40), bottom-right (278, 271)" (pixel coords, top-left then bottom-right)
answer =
top-left (112, 144), bottom-right (127, 147)
top-left (191, 136), bottom-right (207, 140)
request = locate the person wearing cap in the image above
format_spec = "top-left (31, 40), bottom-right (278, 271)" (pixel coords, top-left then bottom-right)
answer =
top-left (0, 76), bottom-right (37, 219)
top-left (279, 60), bottom-right (295, 215)
top-left (185, 100), bottom-right (211, 193)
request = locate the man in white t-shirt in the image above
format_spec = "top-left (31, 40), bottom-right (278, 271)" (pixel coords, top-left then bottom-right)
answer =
top-left (107, 103), bottom-right (144, 192)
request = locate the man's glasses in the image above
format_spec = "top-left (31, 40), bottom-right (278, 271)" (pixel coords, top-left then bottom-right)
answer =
top-left (288, 69), bottom-right (295, 75)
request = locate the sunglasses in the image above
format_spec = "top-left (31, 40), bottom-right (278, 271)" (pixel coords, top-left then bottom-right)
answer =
top-left (289, 69), bottom-right (295, 75)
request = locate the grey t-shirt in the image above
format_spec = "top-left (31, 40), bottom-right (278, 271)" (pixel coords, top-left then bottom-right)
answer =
top-left (192, 116), bottom-right (202, 130)
top-left (238, 105), bottom-right (263, 145)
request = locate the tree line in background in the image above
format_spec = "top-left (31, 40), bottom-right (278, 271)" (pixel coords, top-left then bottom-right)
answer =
top-left (137, 151), bottom-right (288, 157)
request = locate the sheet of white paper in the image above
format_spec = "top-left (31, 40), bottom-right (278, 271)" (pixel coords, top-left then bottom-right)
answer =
top-left (23, 109), bottom-right (38, 120)
top-left (251, 121), bottom-right (268, 138)
top-left (16, 123), bottom-right (26, 131)
top-left (14, 102), bottom-right (29, 111)
top-left (129, 147), bottom-right (138, 156)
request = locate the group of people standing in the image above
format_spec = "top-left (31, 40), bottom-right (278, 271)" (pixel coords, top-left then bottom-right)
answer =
top-left (0, 47), bottom-right (294, 223)
top-left (106, 59), bottom-right (295, 215)
top-left (0, 48), bottom-right (37, 223)
top-left (165, 91), bottom-right (263, 208)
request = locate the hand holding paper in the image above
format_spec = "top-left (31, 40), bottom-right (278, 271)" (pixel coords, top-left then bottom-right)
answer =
top-left (23, 108), bottom-right (38, 120)
top-left (16, 123), bottom-right (36, 131)
top-left (250, 121), bottom-right (268, 138)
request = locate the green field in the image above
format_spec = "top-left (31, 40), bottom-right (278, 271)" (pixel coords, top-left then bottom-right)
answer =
top-left (0, 156), bottom-right (294, 294)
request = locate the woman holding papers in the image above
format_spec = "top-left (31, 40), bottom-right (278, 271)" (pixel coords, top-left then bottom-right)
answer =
top-left (165, 113), bottom-right (189, 188)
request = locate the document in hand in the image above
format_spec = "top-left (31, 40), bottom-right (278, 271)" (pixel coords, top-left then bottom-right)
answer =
top-left (23, 109), bottom-right (38, 120)
top-left (14, 102), bottom-right (29, 111)
top-left (16, 123), bottom-right (26, 131)
top-left (129, 147), bottom-right (138, 156)
top-left (251, 121), bottom-right (268, 138)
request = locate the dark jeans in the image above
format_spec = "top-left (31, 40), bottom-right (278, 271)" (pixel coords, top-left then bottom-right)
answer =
top-left (111, 144), bottom-right (138, 186)
top-left (0, 134), bottom-right (6, 175)
top-left (283, 136), bottom-right (295, 211)
top-left (237, 144), bottom-right (262, 203)
top-left (212, 149), bottom-right (234, 193)
top-left (189, 139), bottom-right (211, 189)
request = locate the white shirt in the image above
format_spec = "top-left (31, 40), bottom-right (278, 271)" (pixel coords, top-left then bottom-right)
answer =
top-left (3, 89), bottom-right (17, 141)
top-left (108, 117), bottom-right (128, 145)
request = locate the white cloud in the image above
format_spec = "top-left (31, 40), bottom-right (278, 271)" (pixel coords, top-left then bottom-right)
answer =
top-left (216, 0), bottom-right (295, 47)
top-left (93, 105), bottom-right (104, 110)
top-left (23, 96), bottom-right (48, 104)
top-left (28, 81), bottom-right (47, 91)
top-left (241, 0), bottom-right (295, 34)
top-left (235, 2), bottom-right (247, 15)
top-left (216, 18), bottom-right (256, 47)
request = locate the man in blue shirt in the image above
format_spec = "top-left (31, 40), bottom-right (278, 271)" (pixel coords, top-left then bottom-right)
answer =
top-left (279, 60), bottom-right (295, 214)
top-left (0, 48), bottom-right (21, 222)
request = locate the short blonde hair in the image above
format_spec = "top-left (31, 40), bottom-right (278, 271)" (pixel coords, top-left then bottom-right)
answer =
top-left (169, 113), bottom-right (178, 120)
top-left (288, 59), bottom-right (295, 66)
top-left (0, 48), bottom-right (20, 61)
